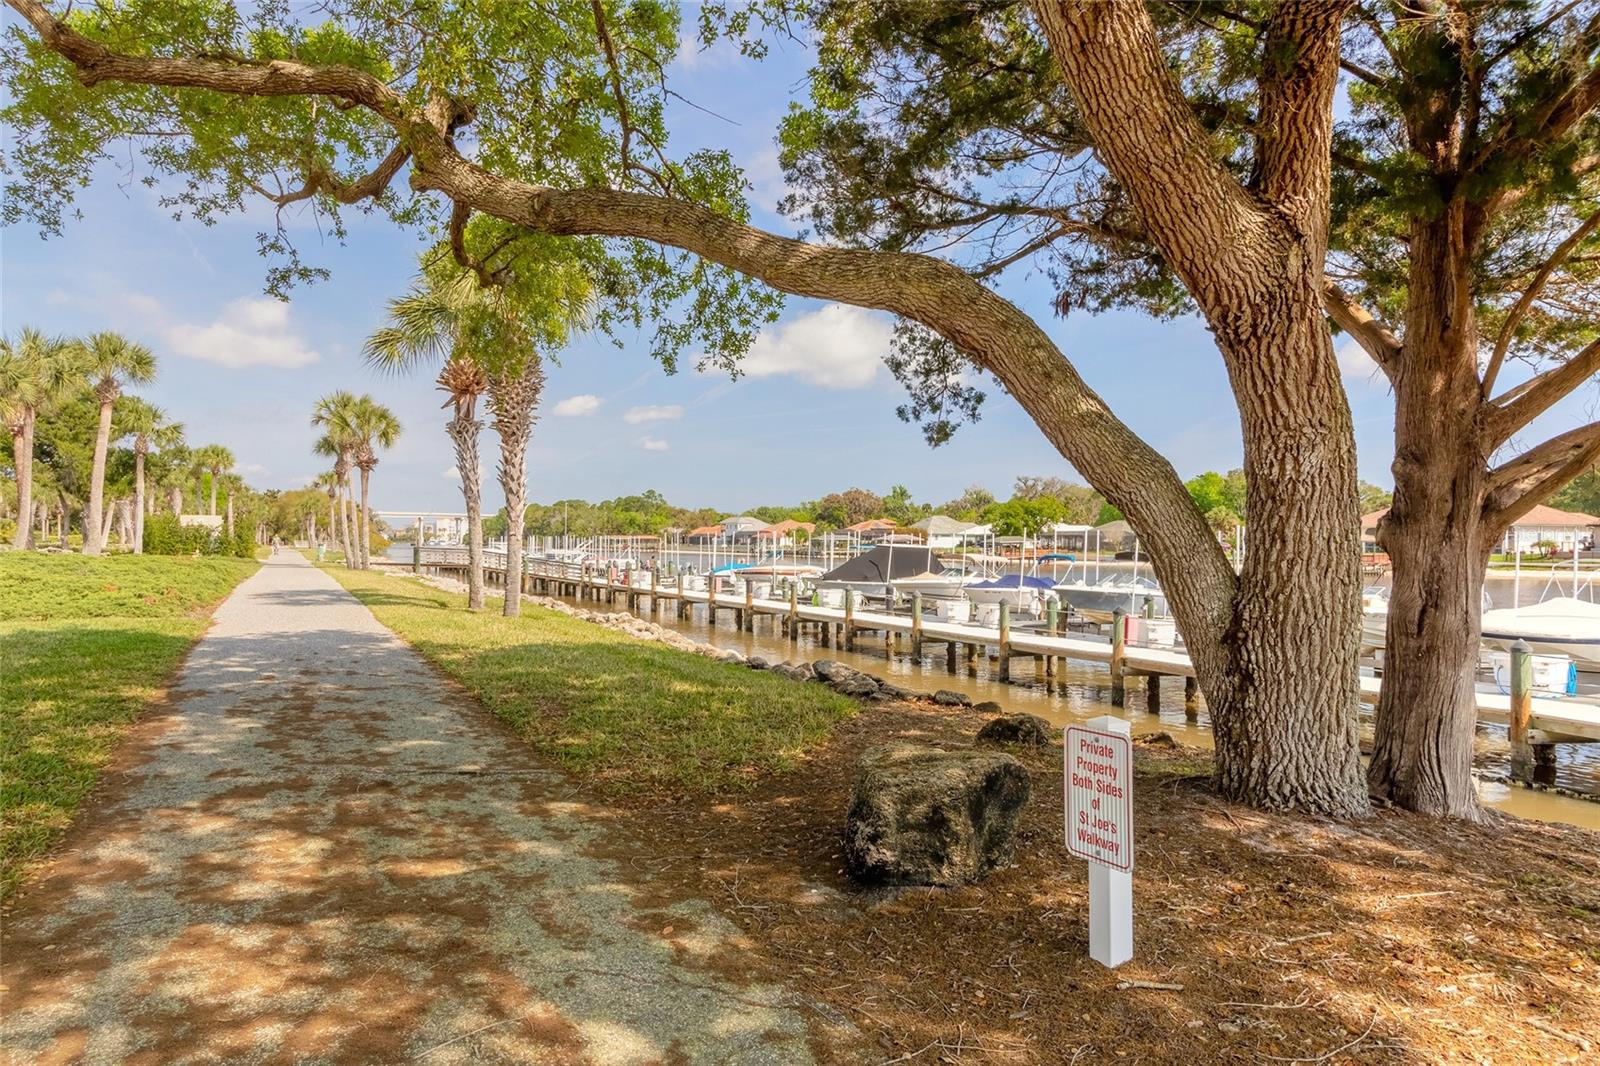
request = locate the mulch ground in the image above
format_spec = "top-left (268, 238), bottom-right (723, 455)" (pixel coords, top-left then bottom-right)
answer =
top-left (604, 702), bottom-right (1600, 1064)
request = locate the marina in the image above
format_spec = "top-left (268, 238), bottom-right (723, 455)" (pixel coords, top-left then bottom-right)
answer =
top-left (401, 543), bottom-right (1600, 825)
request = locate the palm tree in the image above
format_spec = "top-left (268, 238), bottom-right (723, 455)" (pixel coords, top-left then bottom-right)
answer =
top-left (346, 396), bottom-right (401, 570)
top-left (191, 444), bottom-right (235, 518)
top-left (310, 470), bottom-right (339, 550)
top-left (486, 356), bottom-right (547, 617)
top-left (80, 331), bottom-right (156, 555)
top-left (115, 399), bottom-right (183, 553)
top-left (311, 398), bottom-right (359, 567)
top-left (366, 273), bottom-right (493, 607)
top-left (366, 257), bottom-right (588, 615)
top-left (0, 328), bottom-right (83, 549)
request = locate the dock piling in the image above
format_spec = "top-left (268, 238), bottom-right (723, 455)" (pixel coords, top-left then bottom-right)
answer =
top-left (1110, 607), bottom-right (1127, 707)
top-left (998, 602), bottom-right (1012, 682)
top-left (911, 593), bottom-right (924, 658)
top-left (1509, 639), bottom-right (1534, 779)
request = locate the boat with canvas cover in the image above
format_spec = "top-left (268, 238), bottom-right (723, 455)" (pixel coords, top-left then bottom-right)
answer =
top-left (816, 545), bottom-right (946, 595)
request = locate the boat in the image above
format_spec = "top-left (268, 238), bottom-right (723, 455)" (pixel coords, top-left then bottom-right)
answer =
top-left (1053, 569), bottom-right (1168, 622)
top-left (1480, 597), bottom-right (1600, 668)
top-left (963, 573), bottom-right (1058, 614)
top-left (1360, 585), bottom-right (1390, 654)
top-left (816, 545), bottom-right (946, 596)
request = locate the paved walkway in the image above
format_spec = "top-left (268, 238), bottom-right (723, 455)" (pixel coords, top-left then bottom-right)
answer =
top-left (2, 553), bottom-right (840, 1064)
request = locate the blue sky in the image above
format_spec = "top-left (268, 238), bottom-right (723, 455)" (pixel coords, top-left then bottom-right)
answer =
top-left (2, 18), bottom-right (1589, 517)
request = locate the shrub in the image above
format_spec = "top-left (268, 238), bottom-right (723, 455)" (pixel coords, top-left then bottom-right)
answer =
top-left (142, 513), bottom-right (233, 556)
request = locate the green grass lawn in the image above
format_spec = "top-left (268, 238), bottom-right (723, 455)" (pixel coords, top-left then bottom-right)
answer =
top-left (0, 553), bottom-right (258, 897)
top-left (322, 566), bottom-right (856, 794)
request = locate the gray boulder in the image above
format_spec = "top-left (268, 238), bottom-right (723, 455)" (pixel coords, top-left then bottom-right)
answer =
top-left (844, 744), bottom-right (1031, 886)
top-left (833, 674), bottom-right (882, 698)
top-left (747, 656), bottom-right (771, 670)
top-left (790, 662), bottom-right (817, 682)
top-left (976, 714), bottom-right (1053, 747)
top-left (974, 700), bottom-right (1004, 714)
top-left (812, 659), bottom-right (852, 682)
top-left (932, 690), bottom-right (974, 707)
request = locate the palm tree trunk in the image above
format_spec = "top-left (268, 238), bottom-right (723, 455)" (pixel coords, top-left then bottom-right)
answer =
top-left (209, 472), bottom-right (218, 516)
top-left (446, 417), bottom-right (486, 610)
top-left (57, 495), bottom-right (69, 549)
top-left (226, 492), bottom-right (234, 539)
top-left (337, 481), bottom-right (353, 566)
top-left (84, 398), bottom-right (114, 555)
top-left (99, 499), bottom-right (116, 549)
top-left (10, 415), bottom-right (34, 549)
top-left (133, 449), bottom-right (146, 553)
top-left (357, 466), bottom-right (372, 569)
top-left (488, 360), bottom-right (544, 618)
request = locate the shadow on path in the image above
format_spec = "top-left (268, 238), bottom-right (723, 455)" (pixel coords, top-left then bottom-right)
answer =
top-left (1, 553), bottom-right (854, 1065)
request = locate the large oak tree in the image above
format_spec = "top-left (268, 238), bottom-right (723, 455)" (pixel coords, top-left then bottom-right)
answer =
top-left (5, 0), bottom-right (1594, 816)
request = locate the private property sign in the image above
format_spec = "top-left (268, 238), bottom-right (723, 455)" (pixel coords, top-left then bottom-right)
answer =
top-left (1065, 723), bottom-right (1133, 871)
top-left (1064, 716), bottom-right (1134, 967)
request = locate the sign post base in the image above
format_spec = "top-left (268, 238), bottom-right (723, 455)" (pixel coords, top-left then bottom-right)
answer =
top-left (1089, 861), bottom-right (1134, 967)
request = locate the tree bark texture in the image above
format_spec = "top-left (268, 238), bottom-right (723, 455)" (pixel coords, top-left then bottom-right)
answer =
top-left (10, 416), bottom-right (34, 549)
top-left (354, 458), bottom-right (373, 570)
top-left (446, 416), bottom-right (487, 611)
top-left (133, 446), bottom-right (146, 553)
top-left (84, 389), bottom-right (116, 555)
top-left (208, 472), bottom-right (218, 517)
top-left (489, 360), bottom-right (544, 618)
top-left (1366, 206), bottom-right (1493, 818)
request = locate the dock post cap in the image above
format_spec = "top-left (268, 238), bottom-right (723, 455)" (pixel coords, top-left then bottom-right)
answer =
top-left (1509, 638), bottom-right (1533, 653)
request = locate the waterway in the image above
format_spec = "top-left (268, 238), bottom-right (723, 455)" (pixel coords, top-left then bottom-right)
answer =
top-left (385, 543), bottom-right (1599, 828)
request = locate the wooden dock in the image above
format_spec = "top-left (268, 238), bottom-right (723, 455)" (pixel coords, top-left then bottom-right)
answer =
top-left (414, 547), bottom-right (1600, 748)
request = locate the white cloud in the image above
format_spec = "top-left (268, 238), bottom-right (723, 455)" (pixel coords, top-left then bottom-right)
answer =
top-left (552, 394), bottom-right (603, 417)
top-left (624, 404), bottom-right (685, 424)
top-left (640, 436), bottom-right (670, 452)
top-left (443, 466), bottom-right (461, 480)
top-left (164, 297), bottom-right (321, 369)
top-left (742, 304), bottom-right (892, 389)
top-left (1336, 338), bottom-right (1381, 380)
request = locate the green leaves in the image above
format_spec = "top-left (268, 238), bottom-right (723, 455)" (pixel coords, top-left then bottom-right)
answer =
top-left (3, 0), bottom-right (781, 375)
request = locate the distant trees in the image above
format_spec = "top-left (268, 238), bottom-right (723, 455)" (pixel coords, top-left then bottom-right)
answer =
top-left (1, 328), bottom-right (81, 548)
top-left (1551, 469), bottom-right (1600, 517)
top-left (815, 488), bottom-right (886, 528)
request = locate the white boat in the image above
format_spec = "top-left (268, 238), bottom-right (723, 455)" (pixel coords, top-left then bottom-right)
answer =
top-left (1360, 585), bottom-right (1390, 654)
top-left (890, 569), bottom-right (986, 602)
top-left (1480, 597), bottom-right (1600, 668)
top-left (1053, 570), bottom-right (1168, 623)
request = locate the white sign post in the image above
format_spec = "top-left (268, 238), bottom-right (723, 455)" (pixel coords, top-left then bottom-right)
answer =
top-left (1065, 715), bottom-right (1134, 968)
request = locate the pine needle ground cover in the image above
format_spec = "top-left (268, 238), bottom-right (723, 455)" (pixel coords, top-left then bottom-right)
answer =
top-left (0, 553), bottom-right (258, 896)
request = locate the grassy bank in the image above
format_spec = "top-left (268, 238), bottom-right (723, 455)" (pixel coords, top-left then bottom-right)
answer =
top-left (0, 553), bottom-right (258, 897)
top-left (321, 566), bottom-right (855, 793)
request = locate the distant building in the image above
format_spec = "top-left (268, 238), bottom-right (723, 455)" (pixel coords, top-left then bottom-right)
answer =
top-left (911, 515), bottom-right (977, 549)
top-left (178, 514), bottom-right (224, 530)
top-left (756, 519), bottom-right (815, 543)
top-left (845, 518), bottom-right (900, 543)
top-left (425, 516), bottom-right (468, 544)
top-left (719, 516), bottom-right (771, 544)
top-left (1363, 504), bottom-right (1598, 554)
top-left (684, 524), bottom-right (723, 545)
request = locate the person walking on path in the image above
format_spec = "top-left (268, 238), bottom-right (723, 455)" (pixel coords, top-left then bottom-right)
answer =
top-left (1, 552), bottom-right (844, 1064)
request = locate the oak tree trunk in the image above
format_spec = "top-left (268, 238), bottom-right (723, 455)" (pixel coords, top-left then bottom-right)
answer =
top-left (10, 416), bottom-right (34, 549)
top-left (1188, 293), bottom-right (1368, 815)
top-left (84, 395), bottom-right (115, 555)
top-left (446, 416), bottom-right (487, 611)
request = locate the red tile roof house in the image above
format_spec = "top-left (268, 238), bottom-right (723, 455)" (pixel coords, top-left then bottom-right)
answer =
top-left (843, 518), bottom-right (902, 543)
top-left (756, 520), bottom-right (816, 541)
top-left (683, 524), bottom-right (723, 544)
top-left (1363, 504), bottom-right (1598, 554)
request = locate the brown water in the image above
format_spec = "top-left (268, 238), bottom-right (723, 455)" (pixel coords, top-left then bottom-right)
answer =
top-left (536, 582), bottom-right (1600, 830)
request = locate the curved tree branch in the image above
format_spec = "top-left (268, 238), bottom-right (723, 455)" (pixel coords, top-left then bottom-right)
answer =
top-left (1321, 280), bottom-right (1400, 378)
top-left (1485, 336), bottom-right (1600, 445)
top-left (1483, 420), bottom-right (1600, 534)
top-left (1481, 210), bottom-right (1600, 398)
top-left (7, 0), bottom-right (1241, 658)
